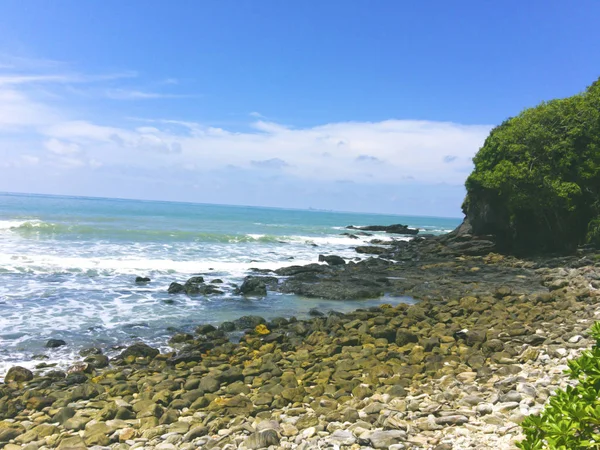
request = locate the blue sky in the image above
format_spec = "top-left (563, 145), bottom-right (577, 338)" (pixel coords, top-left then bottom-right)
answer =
top-left (0, 1), bottom-right (598, 216)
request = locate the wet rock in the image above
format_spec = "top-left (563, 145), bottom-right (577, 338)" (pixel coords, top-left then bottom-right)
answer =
top-left (79, 347), bottom-right (102, 357)
top-left (347, 224), bottom-right (419, 235)
top-left (168, 282), bottom-right (185, 294)
top-left (308, 308), bottom-right (325, 317)
top-left (135, 276), bottom-right (151, 283)
top-left (84, 354), bottom-right (109, 369)
top-left (234, 315), bottom-right (266, 329)
top-left (220, 321), bottom-right (236, 332)
top-left (4, 366), bottom-right (33, 382)
top-left (318, 254), bottom-right (346, 265)
top-left (356, 246), bottom-right (388, 255)
top-left (119, 342), bottom-right (160, 360)
top-left (237, 276), bottom-right (268, 296)
top-left (196, 324), bottom-right (217, 335)
top-left (45, 338), bottom-right (67, 348)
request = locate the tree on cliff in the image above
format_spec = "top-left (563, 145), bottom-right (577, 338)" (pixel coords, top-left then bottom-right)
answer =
top-left (463, 78), bottom-right (600, 253)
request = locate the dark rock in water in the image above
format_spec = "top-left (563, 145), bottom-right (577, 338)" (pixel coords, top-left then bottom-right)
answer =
top-left (341, 232), bottom-right (359, 239)
top-left (186, 276), bottom-right (205, 285)
top-left (236, 276), bottom-right (267, 297)
top-left (347, 223), bottom-right (419, 235)
top-left (169, 333), bottom-right (194, 344)
top-left (45, 339), bottom-right (67, 348)
top-left (219, 321), bottom-right (236, 332)
top-left (79, 347), bottom-right (102, 357)
top-left (195, 284), bottom-right (224, 295)
top-left (318, 254), bottom-right (346, 266)
top-left (234, 315), bottom-right (266, 329)
top-left (195, 324), bottom-right (217, 335)
top-left (210, 279), bottom-right (223, 284)
top-left (4, 366), bottom-right (33, 382)
top-left (309, 308), bottom-right (325, 317)
top-left (183, 276), bottom-right (207, 295)
top-left (168, 282), bottom-right (185, 294)
top-left (355, 246), bottom-right (388, 255)
top-left (135, 276), bottom-right (151, 283)
top-left (280, 279), bottom-right (384, 300)
top-left (249, 268), bottom-right (274, 274)
top-left (119, 342), bottom-right (159, 360)
top-left (269, 317), bottom-right (289, 328)
top-left (169, 276), bottom-right (223, 296)
top-left (275, 263), bottom-right (330, 276)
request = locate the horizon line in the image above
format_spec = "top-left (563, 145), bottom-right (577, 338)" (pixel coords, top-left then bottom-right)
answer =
top-left (0, 190), bottom-right (465, 221)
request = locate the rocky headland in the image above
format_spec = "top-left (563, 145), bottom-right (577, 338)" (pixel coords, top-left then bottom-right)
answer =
top-left (1, 220), bottom-right (600, 450)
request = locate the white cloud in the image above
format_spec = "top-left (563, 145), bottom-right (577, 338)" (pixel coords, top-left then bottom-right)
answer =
top-left (0, 55), bottom-right (492, 212)
top-left (44, 138), bottom-right (80, 155)
top-left (36, 115), bottom-right (490, 184)
top-left (0, 88), bottom-right (61, 130)
top-left (21, 155), bottom-right (40, 165)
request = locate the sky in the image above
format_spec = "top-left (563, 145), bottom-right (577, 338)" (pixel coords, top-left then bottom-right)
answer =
top-left (0, 1), bottom-right (599, 217)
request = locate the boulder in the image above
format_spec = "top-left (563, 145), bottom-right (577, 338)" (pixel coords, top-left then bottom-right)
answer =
top-left (318, 254), bottom-right (346, 265)
top-left (167, 282), bottom-right (185, 294)
top-left (4, 366), bottom-right (33, 382)
top-left (237, 276), bottom-right (268, 296)
top-left (244, 429), bottom-right (280, 449)
top-left (45, 338), bottom-right (67, 348)
top-left (119, 342), bottom-right (159, 360)
top-left (234, 315), bottom-right (266, 329)
top-left (135, 276), bottom-right (151, 283)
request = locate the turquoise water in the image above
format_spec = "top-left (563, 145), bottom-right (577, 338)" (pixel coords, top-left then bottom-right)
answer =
top-left (0, 192), bottom-right (460, 376)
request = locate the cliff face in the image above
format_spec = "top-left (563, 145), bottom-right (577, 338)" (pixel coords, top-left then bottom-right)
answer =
top-left (461, 78), bottom-right (600, 255)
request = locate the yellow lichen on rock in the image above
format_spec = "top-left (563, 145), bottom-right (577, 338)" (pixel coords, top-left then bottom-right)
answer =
top-left (255, 324), bottom-right (270, 335)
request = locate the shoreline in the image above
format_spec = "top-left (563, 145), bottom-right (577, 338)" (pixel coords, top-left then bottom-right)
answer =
top-left (1, 231), bottom-right (599, 449)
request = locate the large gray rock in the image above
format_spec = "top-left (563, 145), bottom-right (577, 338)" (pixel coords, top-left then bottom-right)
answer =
top-left (362, 430), bottom-right (407, 448)
top-left (244, 429), bottom-right (280, 449)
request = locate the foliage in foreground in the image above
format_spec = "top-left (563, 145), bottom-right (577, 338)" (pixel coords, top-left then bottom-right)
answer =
top-left (518, 322), bottom-right (600, 449)
top-left (463, 78), bottom-right (600, 254)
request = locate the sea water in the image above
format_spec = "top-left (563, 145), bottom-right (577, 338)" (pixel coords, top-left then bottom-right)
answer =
top-left (0, 192), bottom-right (461, 377)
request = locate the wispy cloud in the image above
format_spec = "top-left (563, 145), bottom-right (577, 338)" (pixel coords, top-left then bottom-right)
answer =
top-left (0, 71), bottom-right (137, 86)
top-left (105, 89), bottom-right (192, 100)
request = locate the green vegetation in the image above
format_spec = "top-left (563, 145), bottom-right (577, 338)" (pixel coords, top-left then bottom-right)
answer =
top-left (463, 78), bottom-right (600, 253)
top-left (518, 322), bottom-right (600, 449)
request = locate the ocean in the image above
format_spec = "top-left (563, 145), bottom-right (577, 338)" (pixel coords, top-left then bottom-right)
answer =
top-left (0, 192), bottom-right (461, 377)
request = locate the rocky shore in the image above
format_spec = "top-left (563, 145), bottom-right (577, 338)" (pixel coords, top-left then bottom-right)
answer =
top-left (1, 224), bottom-right (600, 450)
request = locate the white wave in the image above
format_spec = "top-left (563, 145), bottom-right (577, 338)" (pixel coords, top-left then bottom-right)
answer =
top-left (0, 219), bottom-right (43, 230)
